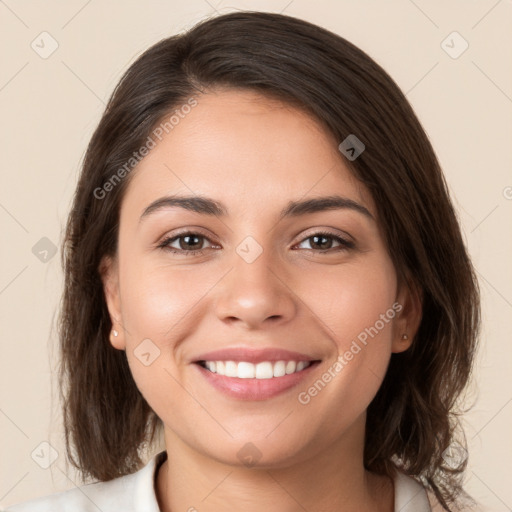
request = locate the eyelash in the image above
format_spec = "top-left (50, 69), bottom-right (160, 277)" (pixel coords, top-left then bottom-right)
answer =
top-left (157, 230), bottom-right (355, 256)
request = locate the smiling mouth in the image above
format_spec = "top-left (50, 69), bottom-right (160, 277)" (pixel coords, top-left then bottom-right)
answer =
top-left (196, 360), bottom-right (320, 379)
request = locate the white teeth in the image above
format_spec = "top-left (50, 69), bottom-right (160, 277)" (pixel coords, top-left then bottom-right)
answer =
top-left (202, 360), bottom-right (312, 378)
top-left (273, 360), bottom-right (286, 377)
top-left (237, 361), bottom-right (255, 378)
top-left (225, 360), bottom-right (238, 377)
top-left (255, 362), bottom-right (273, 379)
top-left (285, 361), bottom-right (296, 374)
top-left (296, 361), bottom-right (307, 371)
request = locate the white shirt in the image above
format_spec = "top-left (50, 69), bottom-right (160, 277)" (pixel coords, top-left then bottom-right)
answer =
top-left (4, 450), bottom-right (431, 511)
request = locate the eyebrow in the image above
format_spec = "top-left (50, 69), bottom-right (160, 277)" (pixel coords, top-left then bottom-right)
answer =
top-left (139, 194), bottom-right (374, 223)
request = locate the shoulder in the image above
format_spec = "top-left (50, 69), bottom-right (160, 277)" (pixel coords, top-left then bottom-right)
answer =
top-left (3, 451), bottom-right (167, 512)
top-left (426, 490), bottom-right (446, 512)
top-left (3, 473), bottom-right (137, 512)
top-left (396, 475), bottom-right (477, 512)
top-left (393, 471), bottom-right (432, 512)
top-left (425, 489), bottom-right (483, 512)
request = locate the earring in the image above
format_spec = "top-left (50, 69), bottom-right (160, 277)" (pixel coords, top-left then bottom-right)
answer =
top-left (401, 334), bottom-right (409, 340)
top-left (113, 329), bottom-right (119, 337)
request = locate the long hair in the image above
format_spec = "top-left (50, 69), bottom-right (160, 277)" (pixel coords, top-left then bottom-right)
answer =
top-left (58, 11), bottom-right (480, 510)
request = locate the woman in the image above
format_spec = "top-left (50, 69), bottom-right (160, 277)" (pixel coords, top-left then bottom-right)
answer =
top-left (5, 10), bottom-right (480, 512)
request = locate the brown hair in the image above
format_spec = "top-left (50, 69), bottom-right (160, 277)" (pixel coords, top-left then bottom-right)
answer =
top-left (58, 11), bottom-right (480, 510)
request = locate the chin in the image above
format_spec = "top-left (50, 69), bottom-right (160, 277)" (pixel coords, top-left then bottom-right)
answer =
top-left (198, 434), bottom-right (316, 470)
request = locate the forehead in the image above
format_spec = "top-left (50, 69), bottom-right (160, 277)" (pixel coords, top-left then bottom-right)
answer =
top-left (121, 88), bottom-right (375, 219)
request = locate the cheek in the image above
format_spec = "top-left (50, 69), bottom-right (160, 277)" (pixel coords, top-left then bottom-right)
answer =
top-left (119, 255), bottom-right (209, 343)
top-left (309, 259), bottom-right (397, 344)
top-left (305, 259), bottom-right (397, 397)
top-left (294, 264), bottom-right (397, 431)
top-left (117, 262), bottom-right (209, 413)
top-left (117, 259), bottom-right (221, 398)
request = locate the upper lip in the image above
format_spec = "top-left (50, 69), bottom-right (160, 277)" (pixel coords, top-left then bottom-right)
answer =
top-left (192, 347), bottom-right (321, 364)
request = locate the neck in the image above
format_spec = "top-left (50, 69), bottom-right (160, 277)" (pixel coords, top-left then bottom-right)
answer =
top-left (155, 417), bottom-right (394, 512)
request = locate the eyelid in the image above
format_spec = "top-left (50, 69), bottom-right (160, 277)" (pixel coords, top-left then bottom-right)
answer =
top-left (157, 227), bottom-right (216, 244)
top-left (159, 226), bottom-right (354, 245)
top-left (292, 230), bottom-right (355, 251)
top-left (294, 226), bottom-right (355, 245)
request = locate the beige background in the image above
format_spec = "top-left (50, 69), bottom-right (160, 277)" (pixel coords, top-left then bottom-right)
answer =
top-left (1, 0), bottom-right (511, 510)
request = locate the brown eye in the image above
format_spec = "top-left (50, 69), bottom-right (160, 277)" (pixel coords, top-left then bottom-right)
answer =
top-left (295, 231), bottom-right (354, 252)
top-left (158, 232), bottom-right (215, 255)
top-left (176, 234), bottom-right (204, 250)
top-left (157, 230), bottom-right (354, 256)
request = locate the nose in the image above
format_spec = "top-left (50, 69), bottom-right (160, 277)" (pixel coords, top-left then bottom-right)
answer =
top-left (213, 248), bottom-right (297, 330)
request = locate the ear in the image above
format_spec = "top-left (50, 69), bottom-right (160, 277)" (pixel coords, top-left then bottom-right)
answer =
top-left (98, 254), bottom-right (126, 351)
top-left (391, 276), bottom-right (423, 354)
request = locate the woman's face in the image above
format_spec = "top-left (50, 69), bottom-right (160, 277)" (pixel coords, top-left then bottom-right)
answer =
top-left (101, 88), bottom-right (417, 468)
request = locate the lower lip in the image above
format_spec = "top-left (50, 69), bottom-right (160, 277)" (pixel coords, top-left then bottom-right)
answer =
top-left (195, 362), bottom-right (320, 400)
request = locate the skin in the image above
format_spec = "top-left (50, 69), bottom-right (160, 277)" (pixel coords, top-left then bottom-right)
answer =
top-left (100, 88), bottom-right (422, 512)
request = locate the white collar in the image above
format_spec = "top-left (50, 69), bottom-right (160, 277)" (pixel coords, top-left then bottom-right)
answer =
top-left (5, 450), bottom-right (431, 511)
top-left (146, 451), bottom-right (431, 512)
